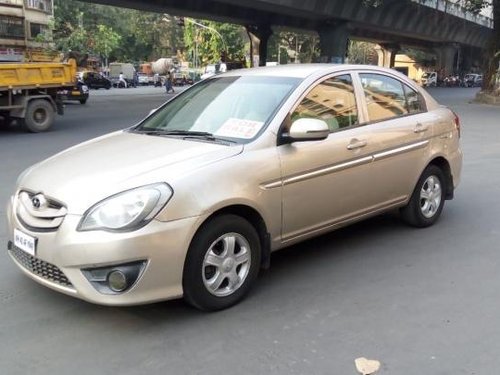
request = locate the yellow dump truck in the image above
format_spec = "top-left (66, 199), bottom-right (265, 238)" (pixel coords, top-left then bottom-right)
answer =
top-left (0, 60), bottom-right (77, 132)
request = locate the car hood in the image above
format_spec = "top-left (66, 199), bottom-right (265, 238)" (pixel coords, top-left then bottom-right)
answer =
top-left (18, 131), bottom-right (243, 214)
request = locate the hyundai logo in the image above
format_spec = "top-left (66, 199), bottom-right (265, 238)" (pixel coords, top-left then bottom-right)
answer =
top-left (31, 194), bottom-right (47, 210)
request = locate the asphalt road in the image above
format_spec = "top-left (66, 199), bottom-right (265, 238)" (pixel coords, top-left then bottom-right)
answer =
top-left (0, 85), bottom-right (498, 375)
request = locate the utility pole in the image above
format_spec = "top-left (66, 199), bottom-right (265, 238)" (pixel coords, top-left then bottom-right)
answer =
top-left (187, 18), bottom-right (228, 60)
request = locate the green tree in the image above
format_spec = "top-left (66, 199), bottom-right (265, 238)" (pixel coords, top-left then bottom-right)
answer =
top-left (56, 14), bottom-right (89, 53)
top-left (268, 31), bottom-right (319, 64)
top-left (184, 19), bottom-right (246, 67)
top-left (348, 41), bottom-right (377, 64)
top-left (268, 33), bottom-right (289, 64)
top-left (91, 25), bottom-right (121, 67)
top-left (53, 0), bottom-right (185, 63)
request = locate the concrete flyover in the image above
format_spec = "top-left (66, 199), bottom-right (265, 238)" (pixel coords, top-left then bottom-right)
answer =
top-left (81, 0), bottom-right (493, 70)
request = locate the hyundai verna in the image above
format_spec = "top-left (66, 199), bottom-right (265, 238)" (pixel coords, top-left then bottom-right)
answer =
top-left (6, 65), bottom-right (462, 311)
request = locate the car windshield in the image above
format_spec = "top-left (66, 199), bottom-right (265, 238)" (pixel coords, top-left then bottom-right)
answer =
top-left (133, 75), bottom-right (300, 143)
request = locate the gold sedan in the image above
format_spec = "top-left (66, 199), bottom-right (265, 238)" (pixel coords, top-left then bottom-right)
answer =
top-left (6, 65), bottom-right (462, 310)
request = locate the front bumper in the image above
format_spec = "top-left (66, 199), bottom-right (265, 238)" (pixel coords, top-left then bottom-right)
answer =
top-left (6, 196), bottom-right (203, 306)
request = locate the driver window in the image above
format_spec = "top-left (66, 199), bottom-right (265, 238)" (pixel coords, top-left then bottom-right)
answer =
top-left (291, 74), bottom-right (358, 132)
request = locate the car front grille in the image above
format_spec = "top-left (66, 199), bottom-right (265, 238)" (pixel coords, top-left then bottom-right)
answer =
top-left (15, 191), bottom-right (67, 232)
top-left (10, 245), bottom-right (73, 288)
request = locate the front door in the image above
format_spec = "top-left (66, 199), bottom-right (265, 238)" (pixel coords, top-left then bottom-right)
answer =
top-left (279, 74), bottom-right (380, 242)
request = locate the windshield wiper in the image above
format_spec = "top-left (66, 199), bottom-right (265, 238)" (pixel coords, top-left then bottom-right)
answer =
top-left (135, 129), bottom-right (236, 143)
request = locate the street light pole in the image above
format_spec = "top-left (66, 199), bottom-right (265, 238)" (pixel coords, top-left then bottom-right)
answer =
top-left (186, 18), bottom-right (228, 59)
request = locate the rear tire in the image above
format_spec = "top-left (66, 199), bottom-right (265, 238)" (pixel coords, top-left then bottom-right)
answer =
top-left (23, 99), bottom-right (54, 133)
top-left (79, 99), bottom-right (87, 105)
top-left (183, 215), bottom-right (261, 311)
top-left (400, 165), bottom-right (446, 228)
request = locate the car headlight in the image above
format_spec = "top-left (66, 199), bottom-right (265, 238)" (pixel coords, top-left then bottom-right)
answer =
top-left (77, 183), bottom-right (172, 232)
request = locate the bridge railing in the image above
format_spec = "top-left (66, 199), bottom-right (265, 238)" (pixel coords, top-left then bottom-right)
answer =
top-left (411, 0), bottom-right (493, 28)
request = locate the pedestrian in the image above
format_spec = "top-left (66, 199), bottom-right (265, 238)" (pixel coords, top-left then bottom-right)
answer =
top-left (118, 72), bottom-right (127, 88)
top-left (165, 72), bottom-right (175, 94)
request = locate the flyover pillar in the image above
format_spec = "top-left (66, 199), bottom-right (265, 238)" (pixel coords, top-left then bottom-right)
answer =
top-left (317, 22), bottom-right (349, 63)
top-left (375, 44), bottom-right (400, 68)
top-left (246, 24), bottom-right (273, 67)
top-left (435, 44), bottom-right (459, 76)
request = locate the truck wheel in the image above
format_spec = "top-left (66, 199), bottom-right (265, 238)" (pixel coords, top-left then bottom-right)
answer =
top-left (24, 99), bottom-right (54, 133)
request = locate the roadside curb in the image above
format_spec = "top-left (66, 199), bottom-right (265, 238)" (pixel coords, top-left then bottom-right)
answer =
top-left (473, 91), bottom-right (500, 105)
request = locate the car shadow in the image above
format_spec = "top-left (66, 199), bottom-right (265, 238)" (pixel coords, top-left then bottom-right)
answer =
top-left (98, 211), bottom-right (408, 319)
top-left (15, 210), bottom-right (418, 331)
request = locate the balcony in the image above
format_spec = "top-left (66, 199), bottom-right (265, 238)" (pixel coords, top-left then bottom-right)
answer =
top-left (0, 0), bottom-right (24, 7)
top-left (24, 0), bottom-right (52, 14)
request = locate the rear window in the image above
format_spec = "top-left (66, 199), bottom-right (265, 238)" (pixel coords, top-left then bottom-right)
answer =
top-left (360, 73), bottom-right (425, 122)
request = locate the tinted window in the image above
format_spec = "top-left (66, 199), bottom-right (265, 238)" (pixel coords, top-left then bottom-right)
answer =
top-left (360, 73), bottom-right (408, 122)
top-left (292, 75), bottom-right (358, 132)
top-left (404, 84), bottom-right (424, 114)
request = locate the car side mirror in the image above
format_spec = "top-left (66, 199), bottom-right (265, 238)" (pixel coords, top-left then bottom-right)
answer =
top-left (283, 118), bottom-right (330, 143)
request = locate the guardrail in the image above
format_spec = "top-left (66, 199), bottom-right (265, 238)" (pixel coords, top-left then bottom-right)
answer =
top-left (411, 0), bottom-right (493, 28)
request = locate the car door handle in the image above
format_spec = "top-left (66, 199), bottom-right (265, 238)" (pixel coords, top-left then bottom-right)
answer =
top-left (414, 123), bottom-right (429, 133)
top-left (347, 139), bottom-right (367, 150)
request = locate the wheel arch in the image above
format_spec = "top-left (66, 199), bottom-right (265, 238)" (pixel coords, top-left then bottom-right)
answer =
top-left (194, 204), bottom-right (271, 270)
top-left (427, 156), bottom-right (454, 200)
top-left (10, 95), bottom-right (56, 118)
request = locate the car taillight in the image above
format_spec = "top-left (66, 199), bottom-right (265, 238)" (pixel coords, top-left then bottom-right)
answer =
top-left (452, 111), bottom-right (460, 138)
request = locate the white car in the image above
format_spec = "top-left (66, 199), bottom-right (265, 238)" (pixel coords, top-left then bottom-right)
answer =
top-left (137, 73), bottom-right (150, 85)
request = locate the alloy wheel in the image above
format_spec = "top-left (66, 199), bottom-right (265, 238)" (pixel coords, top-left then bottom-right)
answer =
top-left (202, 232), bottom-right (251, 297)
top-left (420, 175), bottom-right (442, 218)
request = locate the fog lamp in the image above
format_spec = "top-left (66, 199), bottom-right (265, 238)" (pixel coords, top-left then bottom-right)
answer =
top-left (82, 260), bottom-right (147, 295)
top-left (108, 270), bottom-right (128, 292)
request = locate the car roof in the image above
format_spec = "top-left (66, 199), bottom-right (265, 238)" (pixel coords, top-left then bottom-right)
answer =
top-left (218, 63), bottom-right (438, 108)
top-left (221, 63), bottom-right (411, 79)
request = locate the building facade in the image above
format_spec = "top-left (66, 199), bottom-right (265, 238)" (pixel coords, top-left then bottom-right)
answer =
top-left (0, 0), bottom-right (53, 62)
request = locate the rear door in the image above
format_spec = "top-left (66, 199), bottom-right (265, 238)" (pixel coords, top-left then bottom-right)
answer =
top-left (354, 72), bottom-right (436, 205)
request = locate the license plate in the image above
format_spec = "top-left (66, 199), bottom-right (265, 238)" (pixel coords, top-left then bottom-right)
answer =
top-left (14, 229), bottom-right (37, 256)
top-left (71, 91), bottom-right (81, 95)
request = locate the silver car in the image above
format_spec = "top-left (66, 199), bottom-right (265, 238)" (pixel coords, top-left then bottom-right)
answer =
top-left (6, 65), bottom-right (462, 310)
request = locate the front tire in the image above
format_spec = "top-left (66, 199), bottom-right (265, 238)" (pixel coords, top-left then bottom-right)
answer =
top-left (401, 165), bottom-right (446, 227)
top-left (183, 215), bottom-right (261, 311)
